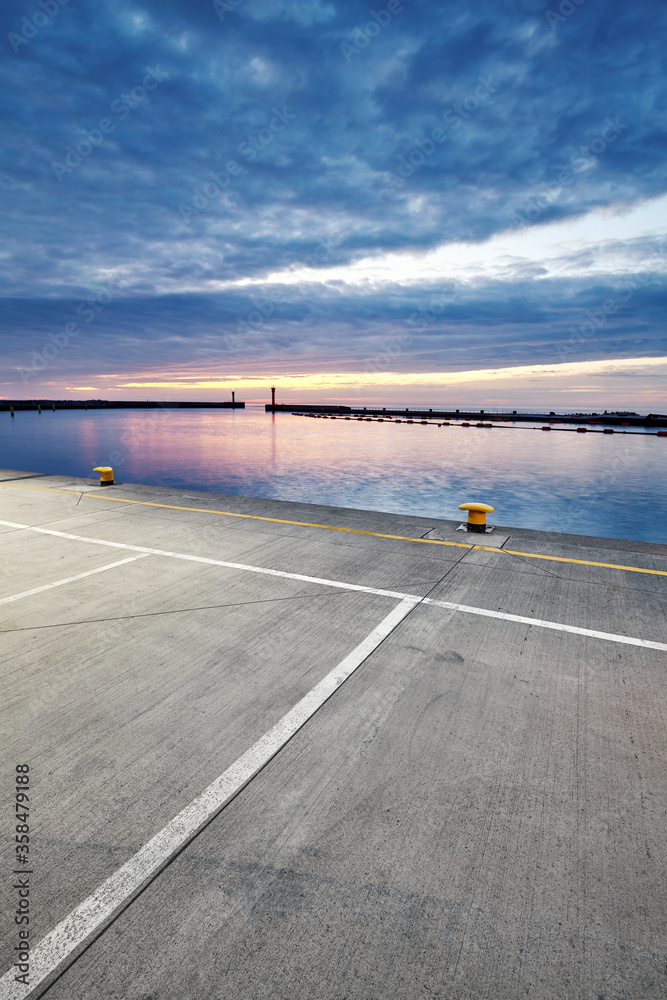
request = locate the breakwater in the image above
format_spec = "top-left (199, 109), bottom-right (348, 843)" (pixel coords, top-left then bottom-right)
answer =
top-left (266, 403), bottom-right (667, 428)
top-left (1, 399), bottom-right (244, 411)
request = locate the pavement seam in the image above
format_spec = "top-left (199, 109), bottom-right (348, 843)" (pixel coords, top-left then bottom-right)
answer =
top-left (1, 519), bottom-right (664, 650)
top-left (0, 598), bottom-right (419, 1000)
top-left (5, 482), bottom-right (667, 576)
top-left (0, 590), bottom-right (366, 633)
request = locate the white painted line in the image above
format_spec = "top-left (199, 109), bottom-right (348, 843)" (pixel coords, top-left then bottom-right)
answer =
top-left (0, 597), bottom-right (418, 1000)
top-left (423, 598), bottom-right (667, 652)
top-left (0, 555), bottom-right (150, 607)
top-left (0, 520), bottom-right (412, 602)
top-left (1, 520), bottom-right (665, 651)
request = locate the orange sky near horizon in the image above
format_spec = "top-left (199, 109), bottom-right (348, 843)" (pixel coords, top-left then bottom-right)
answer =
top-left (5, 356), bottom-right (647, 411)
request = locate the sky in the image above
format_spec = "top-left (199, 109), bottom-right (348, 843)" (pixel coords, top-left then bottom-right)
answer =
top-left (1, 0), bottom-right (666, 409)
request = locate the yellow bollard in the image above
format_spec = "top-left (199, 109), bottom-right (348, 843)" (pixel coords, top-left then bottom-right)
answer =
top-left (93, 466), bottom-right (114, 486)
top-left (459, 501), bottom-right (494, 533)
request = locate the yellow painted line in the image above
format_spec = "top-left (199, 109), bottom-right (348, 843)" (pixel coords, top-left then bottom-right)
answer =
top-left (497, 547), bottom-right (667, 575)
top-left (4, 483), bottom-right (474, 550)
top-left (4, 482), bottom-right (667, 577)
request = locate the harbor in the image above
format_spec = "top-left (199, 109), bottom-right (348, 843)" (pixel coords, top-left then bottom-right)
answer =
top-left (4, 0), bottom-right (667, 995)
top-left (2, 399), bottom-right (666, 428)
top-left (1, 468), bottom-right (666, 999)
top-left (268, 403), bottom-right (667, 429)
top-left (2, 405), bottom-right (666, 544)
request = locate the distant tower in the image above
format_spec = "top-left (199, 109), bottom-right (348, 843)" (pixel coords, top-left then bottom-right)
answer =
top-left (271, 385), bottom-right (276, 410)
top-left (231, 390), bottom-right (235, 405)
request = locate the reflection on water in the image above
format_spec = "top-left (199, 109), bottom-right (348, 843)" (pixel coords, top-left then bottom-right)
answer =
top-left (2, 406), bottom-right (666, 543)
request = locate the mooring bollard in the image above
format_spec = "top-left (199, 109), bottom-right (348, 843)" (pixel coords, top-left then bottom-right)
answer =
top-left (93, 466), bottom-right (114, 486)
top-left (459, 501), bottom-right (494, 533)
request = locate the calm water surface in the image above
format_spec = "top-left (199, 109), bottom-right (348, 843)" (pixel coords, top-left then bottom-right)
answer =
top-left (2, 407), bottom-right (666, 543)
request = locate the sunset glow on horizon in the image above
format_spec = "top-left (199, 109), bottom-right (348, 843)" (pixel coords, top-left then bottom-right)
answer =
top-left (12, 356), bottom-right (653, 410)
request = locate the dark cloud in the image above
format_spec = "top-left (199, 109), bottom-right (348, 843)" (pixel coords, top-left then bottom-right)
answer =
top-left (4, 272), bottom-right (666, 388)
top-left (1, 0), bottom-right (666, 391)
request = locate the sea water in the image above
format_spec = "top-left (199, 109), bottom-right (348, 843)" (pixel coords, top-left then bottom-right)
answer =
top-left (1, 406), bottom-right (665, 544)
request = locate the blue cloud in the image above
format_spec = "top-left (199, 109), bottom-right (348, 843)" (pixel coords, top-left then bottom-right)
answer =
top-left (1, 0), bottom-right (666, 392)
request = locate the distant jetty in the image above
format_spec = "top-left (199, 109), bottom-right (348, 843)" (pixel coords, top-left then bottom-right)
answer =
top-left (1, 399), bottom-right (244, 411)
top-left (265, 403), bottom-right (667, 428)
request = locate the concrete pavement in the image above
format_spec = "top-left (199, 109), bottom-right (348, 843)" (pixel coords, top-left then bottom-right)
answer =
top-left (1, 469), bottom-right (666, 999)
